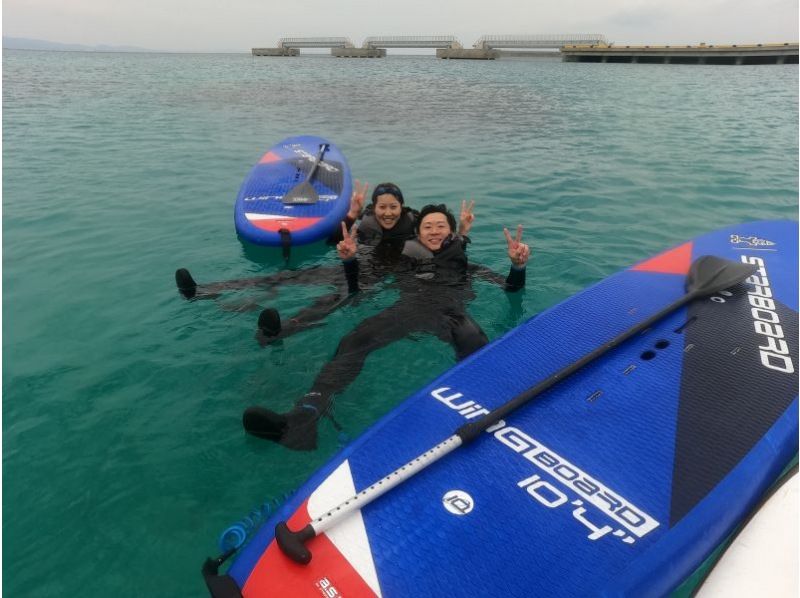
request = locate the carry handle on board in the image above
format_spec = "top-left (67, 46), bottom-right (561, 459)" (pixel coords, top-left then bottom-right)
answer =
top-left (282, 143), bottom-right (329, 205)
top-left (274, 255), bottom-right (758, 565)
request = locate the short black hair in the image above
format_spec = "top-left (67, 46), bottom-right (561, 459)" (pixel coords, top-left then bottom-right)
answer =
top-left (416, 204), bottom-right (457, 233)
top-left (371, 182), bottom-right (404, 205)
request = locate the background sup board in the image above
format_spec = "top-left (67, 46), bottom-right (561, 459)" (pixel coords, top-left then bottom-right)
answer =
top-left (233, 136), bottom-right (352, 248)
top-left (209, 220), bottom-right (798, 597)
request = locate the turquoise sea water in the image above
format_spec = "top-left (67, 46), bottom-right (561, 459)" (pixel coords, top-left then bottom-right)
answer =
top-left (3, 49), bottom-right (797, 596)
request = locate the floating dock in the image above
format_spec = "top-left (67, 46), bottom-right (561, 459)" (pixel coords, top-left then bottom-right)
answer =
top-left (561, 43), bottom-right (799, 64)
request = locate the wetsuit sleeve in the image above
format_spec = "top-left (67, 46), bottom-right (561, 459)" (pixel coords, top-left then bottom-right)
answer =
top-left (326, 215), bottom-right (358, 245)
top-left (467, 262), bottom-right (524, 291)
top-left (467, 263), bottom-right (506, 285)
top-left (342, 258), bottom-right (360, 293)
top-left (505, 265), bottom-right (526, 292)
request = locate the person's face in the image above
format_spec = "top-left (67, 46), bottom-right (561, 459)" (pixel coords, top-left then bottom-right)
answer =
top-left (374, 194), bottom-right (403, 230)
top-left (418, 212), bottom-right (452, 251)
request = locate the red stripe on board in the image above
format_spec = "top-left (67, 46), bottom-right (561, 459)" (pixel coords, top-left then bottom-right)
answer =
top-left (249, 217), bottom-right (322, 233)
top-left (632, 242), bottom-right (694, 275)
top-left (242, 501), bottom-right (378, 598)
top-left (259, 151), bottom-right (282, 164)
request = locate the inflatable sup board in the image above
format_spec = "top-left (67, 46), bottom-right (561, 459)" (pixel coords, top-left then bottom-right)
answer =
top-left (233, 136), bottom-right (352, 248)
top-left (207, 220), bottom-right (798, 597)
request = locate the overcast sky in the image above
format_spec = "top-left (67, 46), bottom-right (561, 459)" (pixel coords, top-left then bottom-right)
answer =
top-left (4, 0), bottom-right (798, 52)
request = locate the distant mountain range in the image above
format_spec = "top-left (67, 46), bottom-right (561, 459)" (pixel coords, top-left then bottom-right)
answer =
top-left (3, 36), bottom-right (246, 53)
top-left (3, 36), bottom-right (156, 52)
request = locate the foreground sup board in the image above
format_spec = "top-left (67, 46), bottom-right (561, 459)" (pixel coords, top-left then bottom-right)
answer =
top-left (210, 220), bottom-right (798, 597)
top-left (234, 136), bottom-right (352, 247)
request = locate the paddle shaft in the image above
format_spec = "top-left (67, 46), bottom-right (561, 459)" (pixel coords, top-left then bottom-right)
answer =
top-left (303, 143), bottom-right (328, 183)
top-left (456, 256), bottom-right (757, 441)
top-left (457, 289), bottom-right (699, 442)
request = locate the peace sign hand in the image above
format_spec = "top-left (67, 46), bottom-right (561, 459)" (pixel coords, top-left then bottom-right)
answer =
top-left (336, 221), bottom-right (359, 260)
top-left (348, 180), bottom-right (369, 220)
top-left (458, 199), bottom-right (476, 236)
top-left (503, 225), bottom-right (531, 267)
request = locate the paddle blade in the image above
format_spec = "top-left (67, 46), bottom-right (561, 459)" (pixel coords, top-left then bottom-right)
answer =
top-left (686, 255), bottom-right (757, 296)
top-left (281, 181), bottom-right (319, 205)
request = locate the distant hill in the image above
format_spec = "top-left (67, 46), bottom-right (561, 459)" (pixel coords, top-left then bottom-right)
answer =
top-left (3, 36), bottom-right (247, 53)
top-left (3, 36), bottom-right (156, 52)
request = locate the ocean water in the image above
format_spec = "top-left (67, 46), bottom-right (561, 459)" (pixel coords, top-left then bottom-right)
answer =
top-left (2, 49), bottom-right (797, 596)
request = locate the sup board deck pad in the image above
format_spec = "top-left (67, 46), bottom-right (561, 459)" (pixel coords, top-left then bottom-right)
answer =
top-left (234, 136), bottom-right (353, 247)
top-left (212, 220), bottom-right (798, 597)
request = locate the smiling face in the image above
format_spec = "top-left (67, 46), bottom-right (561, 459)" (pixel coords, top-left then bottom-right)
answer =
top-left (418, 211), bottom-right (452, 251)
top-left (374, 194), bottom-right (403, 230)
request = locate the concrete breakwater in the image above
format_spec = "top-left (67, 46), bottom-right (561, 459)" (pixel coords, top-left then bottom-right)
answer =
top-left (561, 43), bottom-right (799, 64)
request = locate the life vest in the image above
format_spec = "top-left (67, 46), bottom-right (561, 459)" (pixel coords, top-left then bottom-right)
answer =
top-left (401, 235), bottom-right (469, 281)
top-left (357, 206), bottom-right (417, 246)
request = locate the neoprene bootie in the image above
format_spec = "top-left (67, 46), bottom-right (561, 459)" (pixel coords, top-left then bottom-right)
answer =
top-left (242, 393), bottom-right (327, 451)
top-left (175, 268), bottom-right (197, 299)
top-left (242, 406), bottom-right (288, 441)
top-left (278, 405), bottom-right (320, 451)
top-left (258, 308), bottom-right (282, 337)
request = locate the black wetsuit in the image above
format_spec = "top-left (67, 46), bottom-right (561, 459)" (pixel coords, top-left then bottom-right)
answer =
top-left (243, 234), bottom-right (526, 450)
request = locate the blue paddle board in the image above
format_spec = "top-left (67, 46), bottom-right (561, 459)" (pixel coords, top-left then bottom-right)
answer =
top-left (233, 136), bottom-right (352, 247)
top-left (214, 220), bottom-right (798, 597)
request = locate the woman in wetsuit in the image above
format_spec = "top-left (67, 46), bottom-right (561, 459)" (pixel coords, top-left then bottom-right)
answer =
top-left (330, 181), bottom-right (418, 246)
top-left (243, 203), bottom-right (530, 450)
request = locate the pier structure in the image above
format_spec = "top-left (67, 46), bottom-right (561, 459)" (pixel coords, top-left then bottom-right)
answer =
top-left (561, 42), bottom-right (799, 64)
top-left (252, 34), bottom-right (608, 59)
top-left (474, 34), bottom-right (608, 49)
top-left (253, 37), bottom-right (357, 56)
top-left (252, 36), bottom-right (798, 65)
top-left (467, 34), bottom-right (609, 59)
top-left (357, 35), bottom-right (496, 60)
top-left (363, 35), bottom-right (462, 49)
top-left (336, 35), bottom-right (464, 58)
top-left (279, 36), bottom-right (355, 48)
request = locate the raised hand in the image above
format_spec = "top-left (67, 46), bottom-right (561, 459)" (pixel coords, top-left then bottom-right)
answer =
top-left (458, 199), bottom-right (476, 236)
top-left (336, 221), bottom-right (359, 260)
top-left (348, 180), bottom-right (369, 220)
top-left (503, 225), bottom-right (531, 267)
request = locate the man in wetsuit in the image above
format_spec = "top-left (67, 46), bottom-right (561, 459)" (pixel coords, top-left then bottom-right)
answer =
top-left (243, 203), bottom-right (530, 450)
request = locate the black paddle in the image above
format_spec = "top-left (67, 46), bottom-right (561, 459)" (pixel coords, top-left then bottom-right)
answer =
top-left (275, 255), bottom-right (757, 564)
top-left (282, 143), bottom-right (329, 205)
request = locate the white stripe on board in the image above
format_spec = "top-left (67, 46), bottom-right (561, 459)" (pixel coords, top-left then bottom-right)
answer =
top-left (308, 461), bottom-right (382, 597)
